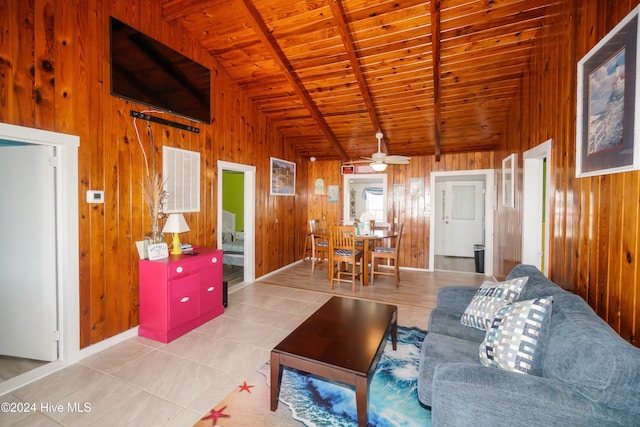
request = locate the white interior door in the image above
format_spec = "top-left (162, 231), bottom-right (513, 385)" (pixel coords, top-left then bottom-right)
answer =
top-left (0, 144), bottom-right (58, 361)
top-left (522, 140), bottom-right (552, 275)
top-left (443, 181), bottom-right (485, 257)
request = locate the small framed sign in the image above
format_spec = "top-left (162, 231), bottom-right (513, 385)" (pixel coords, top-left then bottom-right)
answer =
top-left (341, 165), bottom-right (355, 174)
top-left (148, 243), bottom-right (169, 260)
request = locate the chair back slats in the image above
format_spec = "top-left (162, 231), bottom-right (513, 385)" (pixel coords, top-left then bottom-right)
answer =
top-left (329, 225), bottom-right (363, 291)
top-left (330, 225), bottom-right (356, 252)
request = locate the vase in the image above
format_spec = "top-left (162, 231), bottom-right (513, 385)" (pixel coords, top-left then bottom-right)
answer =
top-left (143, 222), bottom-right (165, 258)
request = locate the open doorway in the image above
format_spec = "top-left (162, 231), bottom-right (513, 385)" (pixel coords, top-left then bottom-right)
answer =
top-left (522, 139), bottom-right (552, 275)
top-left (429, 170), bottom-right (494, 276)
top-left (217, 161), bottom-right (256, 289)
top-left (0, 123), bottom-right (79, 395)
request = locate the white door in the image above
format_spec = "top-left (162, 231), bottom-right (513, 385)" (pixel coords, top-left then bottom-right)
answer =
top-left (0, 145), bottom-right (58, 361)
top-left (522, 140), bottom-right (552, 275)
top-left (443, 181), bottom-right (485, 257)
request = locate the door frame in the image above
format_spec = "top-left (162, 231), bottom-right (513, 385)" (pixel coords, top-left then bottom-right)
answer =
top-left (0, 123), bottom-right (80, 395)
top-left (522, 139), bottom-right (552, 275)
top-left (429, 169), bottom-right (494, 276)
top-left (217, 160), bottom-right (256, 283)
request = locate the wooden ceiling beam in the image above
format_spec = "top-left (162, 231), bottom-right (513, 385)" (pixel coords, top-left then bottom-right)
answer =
top-left (430, 0), bottom-right (442, 160)
top-left (328, 0), bottom-right (388, 153)
top-left (234, 0), bottom-right (349, 161)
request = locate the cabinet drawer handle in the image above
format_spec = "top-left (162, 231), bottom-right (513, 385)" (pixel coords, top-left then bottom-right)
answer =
top-left (180, 296), bottom-right (190, 303)
top-left (176, 266), bottom-right (184, 274)
top-left (207, 286), bottom-right (215, 292)
top-left (211, 257), bottom-right (218, 263)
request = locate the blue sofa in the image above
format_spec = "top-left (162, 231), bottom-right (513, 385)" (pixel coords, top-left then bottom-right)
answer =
top-left (418, 264), bottom-right (640, 426)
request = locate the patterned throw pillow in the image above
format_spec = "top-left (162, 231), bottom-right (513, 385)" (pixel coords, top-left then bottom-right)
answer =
top-left (460, 277), bottom-right (529, 330)
top-left (479, 296), bottom-right (553, 376)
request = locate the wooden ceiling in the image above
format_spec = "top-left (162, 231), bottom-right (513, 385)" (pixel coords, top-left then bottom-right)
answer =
top-left (162, 0), bottom-right (556, 161)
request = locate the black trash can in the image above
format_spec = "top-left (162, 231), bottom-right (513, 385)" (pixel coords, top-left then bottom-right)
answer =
top-left (473, 244), bottom-right (485, 274)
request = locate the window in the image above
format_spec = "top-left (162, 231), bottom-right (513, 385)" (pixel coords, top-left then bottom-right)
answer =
top-left (366, 193), bottom-right (384, 222)
top-left (363, 187), bottom-right (384, 222)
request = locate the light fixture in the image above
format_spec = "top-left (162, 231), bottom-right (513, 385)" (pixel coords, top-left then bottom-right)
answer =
top-left (310, 156), bottom-right (316, 162)
top-left (370, 162), bottom-right (387, 172)
top-left (162, 213), bottom-right (190, 254)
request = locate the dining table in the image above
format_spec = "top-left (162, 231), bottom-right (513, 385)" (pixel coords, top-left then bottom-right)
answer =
top-left (313, 227), bottom-right (398, 287)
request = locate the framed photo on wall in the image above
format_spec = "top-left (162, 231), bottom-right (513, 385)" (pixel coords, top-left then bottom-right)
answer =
top-left (270, 157), bottom-right (296, 196)
top-left (576, 6), bottom-right (640, 177)
top-left (502, 153), bottom-right (516, 208)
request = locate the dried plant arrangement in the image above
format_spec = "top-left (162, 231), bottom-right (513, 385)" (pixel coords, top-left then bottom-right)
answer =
top-left (135, 112), bottom-right (168, 244)
top-left (142, 172), bottom-right (167, 239)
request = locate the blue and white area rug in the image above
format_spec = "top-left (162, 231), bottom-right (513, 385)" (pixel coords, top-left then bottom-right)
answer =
top-left (195, 326), bottom-right (431, 427)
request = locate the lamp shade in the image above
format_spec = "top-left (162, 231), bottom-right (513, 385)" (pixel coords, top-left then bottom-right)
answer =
top-left (162, 213), bottom-right (190, 233)
top-left (370, 162), bottom-right (387, 172)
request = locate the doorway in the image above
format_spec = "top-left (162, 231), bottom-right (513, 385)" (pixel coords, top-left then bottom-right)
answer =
top-left (429, 170), bottom-right (494, 275)
top-left (0, 123), bottom-right (79, 395)
top-left (522, 139), bottom-right (552, 275)
top-left (343, 173), bottom-right (389, 226)
top-left (217, 161), bottom-right (256, 287)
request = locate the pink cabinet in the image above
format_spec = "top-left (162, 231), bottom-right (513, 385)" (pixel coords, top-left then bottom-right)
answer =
top-left (138, 248), bottom-right (224, 343)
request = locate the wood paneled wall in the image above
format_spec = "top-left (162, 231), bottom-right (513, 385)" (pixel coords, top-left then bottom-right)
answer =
top-left (496, 0), bottom-right (640, 346)
top-left (2, 0), bottom-right (638, 349)
top-left (0, 0), bottom-right (302, 348)
top-left (305, 152), bottom-right (495, 269)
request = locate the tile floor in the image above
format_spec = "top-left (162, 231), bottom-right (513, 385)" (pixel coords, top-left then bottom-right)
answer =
top-left (0, 281), bottom-right (431, 426)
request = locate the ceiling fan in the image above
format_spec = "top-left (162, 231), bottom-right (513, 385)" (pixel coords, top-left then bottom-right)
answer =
top-left (345, 132), bottom-right (410, 171)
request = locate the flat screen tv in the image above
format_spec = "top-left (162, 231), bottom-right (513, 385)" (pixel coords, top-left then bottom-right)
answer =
top-left (109, 17), bottom-right (211, 123)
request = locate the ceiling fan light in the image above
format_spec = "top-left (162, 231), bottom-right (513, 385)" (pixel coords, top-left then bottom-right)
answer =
top-left (370, 162), bottom-right (387, 172)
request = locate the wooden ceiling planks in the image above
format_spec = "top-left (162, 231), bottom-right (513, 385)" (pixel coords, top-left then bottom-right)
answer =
top-left (162, 0), bottom-right (556, 160)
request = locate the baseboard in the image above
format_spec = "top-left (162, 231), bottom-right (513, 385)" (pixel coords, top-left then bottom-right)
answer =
top-left (78, 327), bottom-right (139, 360)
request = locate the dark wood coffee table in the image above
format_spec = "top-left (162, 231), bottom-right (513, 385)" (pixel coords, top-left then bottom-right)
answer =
top-left (270, 296), bottom-right (397, 427)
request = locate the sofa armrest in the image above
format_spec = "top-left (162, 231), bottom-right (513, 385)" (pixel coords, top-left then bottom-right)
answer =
top-left (435, 286), bottom-right (479, 315)
top-left (431, 363), bottom-right (637, 427)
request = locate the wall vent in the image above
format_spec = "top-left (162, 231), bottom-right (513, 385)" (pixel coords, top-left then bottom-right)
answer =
top-left (162, 146), bottom-right (200, 213)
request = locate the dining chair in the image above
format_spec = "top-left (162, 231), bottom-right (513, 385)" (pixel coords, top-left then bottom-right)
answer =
top-left (303, 229), bottom-right (313, 260)
top-left (329, 225), bottom-right (363, 291)
top-left (309, 219), bottom-right (329, 274)
top-left (371, 223), bottom-right (404, 287)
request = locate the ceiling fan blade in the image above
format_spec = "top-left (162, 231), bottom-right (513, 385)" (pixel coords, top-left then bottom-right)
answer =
top-left (384, 155), bottom-right (410, 165)
top-left (344, 159), bottom-right (371, 164)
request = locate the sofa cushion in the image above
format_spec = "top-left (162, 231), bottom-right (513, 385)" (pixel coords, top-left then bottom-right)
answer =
top-left (431, 363), bottom-right (639, 427)
top-left (542, 292), bottom-right (640, 416)
top-left (435, 286), bottom-right (480, 316)
top-left (506, 264), bottom-right (566, 300)
top-left (479, 296), bottom-right (553, 376)
top-left (417, 332), bottom-right (481, 407)
top-left (428, 308), bottom-right (486, 343)
top-left (460, 277), bottom-right (529, 330)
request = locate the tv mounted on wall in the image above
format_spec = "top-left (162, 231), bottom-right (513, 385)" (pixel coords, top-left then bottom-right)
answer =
top-left (109, 17), bottom-right (211, 123)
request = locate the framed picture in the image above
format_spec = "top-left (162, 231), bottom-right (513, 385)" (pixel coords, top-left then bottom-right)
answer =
top-left (270, 157), bottom-right (296, 196)
top-left (328, 185), bottom-right (339, 202)
top-left (410, 177), bottom-right (424, 197)
top-left (576, 6), bottom-right (640, 177)
top-left (502, 154), bottom-right (516, 208)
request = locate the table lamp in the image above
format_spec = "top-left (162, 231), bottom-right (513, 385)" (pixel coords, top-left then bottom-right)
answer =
top-left (162, 213), bottom-right (190, 254)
